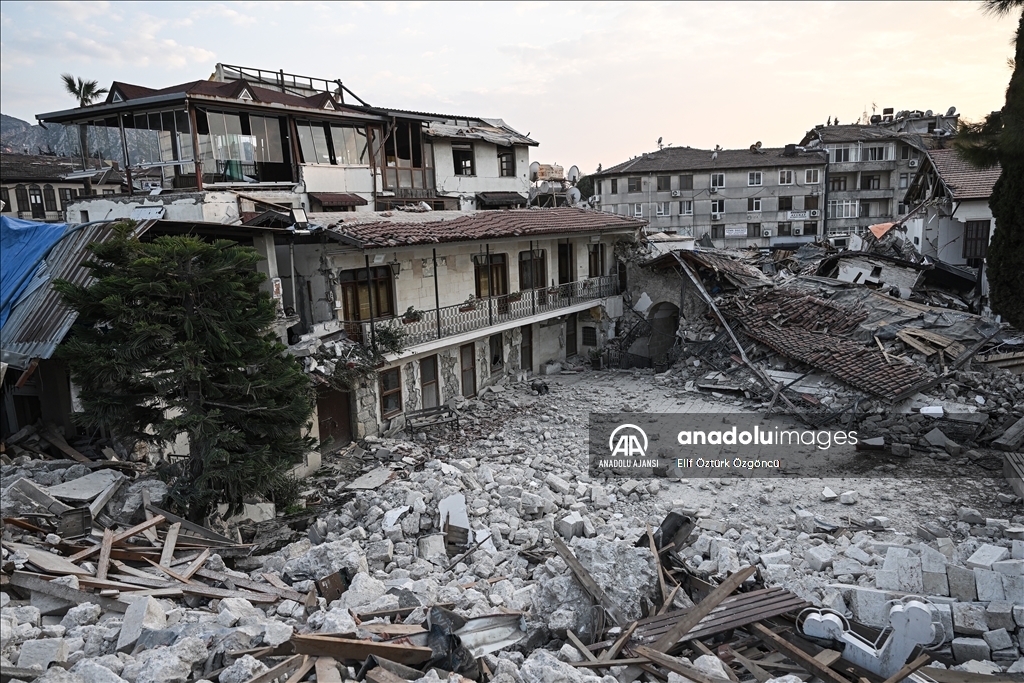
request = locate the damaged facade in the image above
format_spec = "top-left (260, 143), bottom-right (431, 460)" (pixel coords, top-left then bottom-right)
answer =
top-left (0, 154), bottom-right (124, 222)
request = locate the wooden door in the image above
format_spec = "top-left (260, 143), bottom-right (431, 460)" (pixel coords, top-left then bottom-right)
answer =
top-left (460, 344), bottom-right (476, 397)
top-left (558, 242), bottom-right (574, 284)
top-left (520, 325), bottom-right (533, 374)
top-left (421, 355), bottom-right (440, 409)
top-left (566, 313), bottom-right (578, 357)
top-left (316, 387), bottom-right (352, 450)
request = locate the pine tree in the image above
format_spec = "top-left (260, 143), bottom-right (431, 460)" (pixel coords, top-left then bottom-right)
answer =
top-left (56, 223), bottom-right (315, 521)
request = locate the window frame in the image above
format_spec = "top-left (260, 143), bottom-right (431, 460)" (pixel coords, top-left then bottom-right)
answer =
top-left (627, 177), bottom-right (642, 193)
top-left (655, 201), bottom-right (669, 216)
top-left (497, 148), bottom-right (515, 177)
top-left (711, 199), bottom-right (725, 214)
top-left (805, 169), bottom-right (820, 184)
top-left (489, 334), bottom-right (504, 373)
top-left (748, 171), bottom-right (763, 187)
top-left (747, 197), bottom-right (762, 212)
top-left (379, 367), bottom-right (403, 418)
top-left (679, 199), bottom-right (693, 215)
top-left (829, 175), bottom-right (847, 192)
top-left (779, 170), bottom-right (794, 185)
top-left (588, 243), bottom-right (606, 278)
top-left (338, 266), bottom-right (396, 320)
top-left (710, 173), bottom-right (725, 188)
top-left (777, 221), bottom-right (792, 236)
top-left (610, 178), bottom-right (618, 194)
top-left (452, 142), bottom-right (475, 176)
top-left (778, 196), bottom-right (793, 212)
top-left (656, 176), bottom-right (671, 192)
top-left (963, 220), bottom-right (991, 260)
top-left (632, 203), bottom-right (643, 217)
top-left (420, 355), bottom-right (440, 409)
top-left (803, 221), bottom-right (818, 235)
top-left (679, 174), bottom-right (694, 190)
top-left (747, 222), bottom-right (761, 238)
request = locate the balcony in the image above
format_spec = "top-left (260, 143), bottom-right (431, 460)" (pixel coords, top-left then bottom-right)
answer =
top-left (342, 275), bottom-right (619, 348)
top-left (17, 211), bottom-right (65, 223)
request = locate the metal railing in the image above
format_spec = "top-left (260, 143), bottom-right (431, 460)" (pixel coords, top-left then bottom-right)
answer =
top-left (343, 275), bottom-right (619, 347)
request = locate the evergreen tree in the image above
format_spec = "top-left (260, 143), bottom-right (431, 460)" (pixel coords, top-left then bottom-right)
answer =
top-left (954, 1), bottom-right (1024, 329)
top-left (56, 223), bottom-right (315, 521)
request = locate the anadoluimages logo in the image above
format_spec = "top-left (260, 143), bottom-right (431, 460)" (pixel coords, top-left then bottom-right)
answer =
top-left (608, 424), bottom-right (648, 458)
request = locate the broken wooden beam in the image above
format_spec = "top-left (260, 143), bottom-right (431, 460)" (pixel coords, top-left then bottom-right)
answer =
top-left (750, 622), bottom-right (851, 683)
top-left (67, 515), bottom-right (166, 562)
top-left (290, 634), bottom-right (433, 665)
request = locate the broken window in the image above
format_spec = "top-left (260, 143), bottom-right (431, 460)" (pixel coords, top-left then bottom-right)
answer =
top-left (779, 196), bottom-right (793, 211)
top-left (679, 174), bottom-right (693, 190)
top-left (421, 355), bottom-right (440, 409)
top-left (498, 149), bottom-right (515, 177)
top-left (804, 195), bottom-right (819, 210)
top-left (610, 179), bottom-right (618, 194)
top-left (490, 334), bottom-right (504, 372)
top-left (898, 202), bottom-right (908, 215)
top-left (803, 221), bottom-right (818, 235)
top-left (963, 220), bottom-right (991, 261)
top-left (379, 368), bottom-right (402, 418)
top-left (805, 168), bottom-right (820, 184)
top-left (297, 121), bottom-right (331, 164)
top-left (329, 124), bottom-right (369, 165)
top-left (711, 199), bottom-right (725, 214)
top-left (779, 170), bottom-right (794, 185)
top-left (656, 202), bottom-right (669, 216)
top-left (338, 266), bottom-right (395, 320)
top-left (748, 171), bottom-right (762, 186)
top-left (747, 197), bottom-right (761, 212)
top-left (747, 223), bottom-right (761, 238)
top-left (860, 201), bottom-right (872, 218)
top-left (861, 175), bottom-right (880, 190)
top-left (588, 243), bottom-right (605, 278)
top-left (711, 225), bottom-right (724, 239)
top-left (452, 143), bottom-right (475, 176)
top-left (829, 175), bottom-right (847, 191)
top-left (679, 200), bottom-right (693, 215)
top-left (710, 173), bottom-right (724, 188)
top-left (627, 177), bottom-right (642, 192)
top-left (582, 326), bottom-right (597, 347)
top-left (383, 120), bottom-right (432, 189)
top-left (778, 221), bottom-right (792, 236)
top-left (657, 176), bottom-right (671, 191)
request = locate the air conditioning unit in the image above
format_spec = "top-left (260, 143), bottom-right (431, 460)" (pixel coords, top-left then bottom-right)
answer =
top-left (711, 213), bottom-right (723, 221)
top-left (594, 196), bottom-right (601, 203)
top-left (762, 229), bottom-right (773, 238)
top-left (908, 159), bottom-right (919, 168)
top-left (809, 209), bottom-right (821, 218)
top-left (671, 190), bottom-right (680, 197)
top-left (792, 226), bottom-right (804, 236)
top-left (709, 187), bottom-right (718, 194)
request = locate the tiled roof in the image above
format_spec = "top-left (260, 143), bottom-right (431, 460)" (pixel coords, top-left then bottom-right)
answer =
top-left (326, 208), bottom-right (645, 248)
top-left (106, 79), bottom-right (368, 115)
top-left (802, 125), bottom-right (902, 144)
top-left (599, 147), bottom-right (824, 176)
top-left (730, 291), bottom-right (932, 400)
top-left (309, 192), bottom-right (367, 207)
top-left (927, 148), bottom-right (1001, 200)
top-left (0, 153), bottom-right (118, 182)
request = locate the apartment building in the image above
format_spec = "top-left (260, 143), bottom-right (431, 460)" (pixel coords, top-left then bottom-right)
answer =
top-left (0, 153), bottom-right (123, 222)
top-left (594, 146), bottom-right (827, 248)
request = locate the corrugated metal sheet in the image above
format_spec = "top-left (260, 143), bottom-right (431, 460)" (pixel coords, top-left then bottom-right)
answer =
top-left (0, 220), bottom-right (155, 370)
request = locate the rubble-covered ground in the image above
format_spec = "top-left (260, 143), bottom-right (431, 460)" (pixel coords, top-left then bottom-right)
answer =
top-left (2, 368), bottom-right (1022, 683)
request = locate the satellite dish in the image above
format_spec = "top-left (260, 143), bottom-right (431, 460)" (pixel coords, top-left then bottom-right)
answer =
top-left (529, 161), bottom-right (540, 182)
top-left (567, 165), bottom-right (580, 183)
top-left (946, 106), bottom-right (956, 116)
top-left (925, 110), bottom-right (933, 117)
top-left (539, 181), bottom-right (551, 194)
top-left (756, 141), bottom-right (762, 149)
top-left (566, 187), bottom-right (582, 206)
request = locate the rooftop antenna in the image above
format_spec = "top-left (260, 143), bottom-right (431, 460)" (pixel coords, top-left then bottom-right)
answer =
top-left (712, 144), bottom-right (721, 162)
top-left (567, 165), bottom-right (580, 183)
top-left (657, 136), bottom-right (664, 150)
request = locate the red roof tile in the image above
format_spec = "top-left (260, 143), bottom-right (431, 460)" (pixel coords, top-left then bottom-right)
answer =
top-left (927, 148), bottom-right (1001, 200)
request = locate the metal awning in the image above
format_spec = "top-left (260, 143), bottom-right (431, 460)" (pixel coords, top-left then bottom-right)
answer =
top-left (309, 192), bottom-right (368, 207)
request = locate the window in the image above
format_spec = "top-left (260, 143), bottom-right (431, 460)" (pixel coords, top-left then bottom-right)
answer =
top-left (679, 174), bottom-right (693, 190)
top-left (748, 171), bottom-right (762, 186)
top-left (804, 195), bottom-right (819, 210)
top-left (498, 149), bottom-right (515, 177)
top-left (597, 180), bottom-right (603, 195)
top-left (421, 355), bottom-right (440, 409)
top-left (747, 197), bottom-right (762, 212)
top-left (805, 169), bottom-right (820, 184)
top-left (379, 368), bottom-right (402, 418)
top-left (582, 326), bottom-right (597, 347)
top-left (828, 145), bottom-right (851, 162)
top-left (80, 210), bottom-right (89, 222)
top-left (657, 176), bottom-right (671, 191)
top-left (829, 176), bottom-right (847, 191)
top-left (899, 173), bottom-right (909, 189)
top-left (102, 189), bottom-right (117, 195)
top-left (711, 199), bottom-right (725, 213)
top-left (710, 173), bottom-right (724, 188)
top-left (474, 253), bottom-right (507, 298)
top-left (803, 222), bottom-right (818, 235)
top-left (747, 223), bottom-right (761, 238)
top-left (859, 202), bottom-right (872, 218)
top-left (610, 179), bottom-right (618, 194)
top-left (861, 175), bottom-right (880, 190)
top-left (0, 187), bottom-right (9, 212)
top-left (901, 145), bottom-right (911, 160)
top-left (711, 225), bottom-right (725, 239)
top-left (632, 203), bottom-right (643, 217)
top-left (865, 146), bottom-right (887, 161)
top-left (14, 185), bottom-right (28, 212)
top-left (778, 196), bottom-right (793, 211)
top-left (452, 142), bottom-right (475, 175)
top-left (28, 185), bottom-right (43, 218)
top-left (42, 185), bottom-right (57, 212)
top-left (58, 188), bottom-right (77, 210)
top-left (328, 124), bottom-right (369, 165)
top-left (297, 121), bottom-right (332, 164)
top-left (656, 202), bottom-right (669, 216)
top-left (827, 199), bottom-right (858, 219)
top-left (778, 221), bottom-right (792, 236)
top-left (897, 202), bottom-right (908, 215)
top-left (627, 177), bottom-right (642, 192)
top-left (339, 266), bottom-right (396, 320)
top-left (679, 200), bottom-right (693, 215)
top-left (588, 243), bottom-right (605, 278)
top-left (519, 249), bottom-right (546, 290)
top-left (779, 170), bottom-right (794, 185)
top-left (490, 334), bottom-right (504, 372)
top-left (963, 220), bottom-right (991, 260)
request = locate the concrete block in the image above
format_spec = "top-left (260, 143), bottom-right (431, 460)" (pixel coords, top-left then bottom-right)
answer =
top-left (875, 569), bottom-right (900, 591)
top-left (844, 546), bottom-right (872, 564)
top-left (850, 587), bottom-right (890, 629)
top-left (760, 550), bottom-right (792, 566)
top-left (895, 555), bottom-right (923, 593)
top-left (555, 512), bottom-right (584, 540)
top-left (951, 637), bottom-right (990, 663)
top-left (1002, 573), bottom-right (1024, 604)
top-left (993, 559), bottom-right (1024, 575)
top-left (418, 534), bottom-right (446, 560)
top-left (17, 637), bottom-right (69, 669)
top-left (986, 601), bottom-right (1015, 632)
top-left (919, 544), bottom-right (948, 573)
top-left (951, 602), bottom-right (987, 635)
top-left (839, 490), bottom-right (858, 505)
top-left (933, 603), bottom-right (954, 644)
top-left (1013, 540), bottom-right (1024, 559)
top-left (975, 568), bottom-right (1005, 601)
top-left (923, 571), bottom-right (949, 596)
top-left (805, 545), bottom-right (833, 572)
top-left (947, 565), bottom-right (978, 602)
top-left (117, 596), bottom-right (167, 652)
top-left (982, 628), bottom-right (1014, 652)
top-left (365, 540), bottom-right (393, 563)
top-left (833, 558), bottom-right (866, 577)
top-left (965, 544), bottom-right (1009, 570)
top-left (1014, 604), bottom-right (1024, 628)
top-left (795, 510), bottom-right (815, 533)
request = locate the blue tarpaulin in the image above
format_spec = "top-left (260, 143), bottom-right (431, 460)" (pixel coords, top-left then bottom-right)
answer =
top-left (1, 216), bottom-right (70, 332)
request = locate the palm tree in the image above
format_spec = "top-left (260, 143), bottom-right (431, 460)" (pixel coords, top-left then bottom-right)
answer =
top-left (60, 73), bottom-right (108, 107)
top-left (953, 0), bottom-right (1024, 329)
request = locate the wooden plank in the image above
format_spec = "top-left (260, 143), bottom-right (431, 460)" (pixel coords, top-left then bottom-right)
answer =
top-left (180, 548), bottom-right (210, 579)
top-left (39, 427), bottom-right (91, 463)
top-left (95, 528), bottom-right (114, 581)
top-left (291, 634), bottom-right (432, 665)
top-left (994, 415), bottom-right (1024, 451)
top-left (880, 653), bottom-right (930, 683)
top-left (140, 491), bottom-right (161, 545)
top-left (750, 623), bottom-right (851, 683)
top-left (67, 515), bottom-right (166, 562)
top-left (314, 658), bottom-right (342, 683)
top-left (240, 654), bottom-right (305, 683)
top-left (160, 523), bottom-right (181, 567)
top-left (283, 656), bottom-right (316, 683)
top-left (143, 557), bottom-right (195, 585)
top-left (634, 646), bottom-right (732, 683)
top-left (552, 535), bottom-right (628, 625)
top-left (572, 658), bottom-right (652, 668)
top-left (194, 569), bottom-right (304, 602)
top-left (88, 478), bottom-right (123, 518)
top-left (567, 630), bottom-right (600, 663)
top-left (109, 561), bottom-right (174, 583)
top-left (722, 646), bottom-right (772, 683)
top-left (918, 667), bottom-right (1021, 683)
top-left (145, 504), bottom-right (236, 544)
top-left (10, 570), bottom-right (128, 613)
top-left (262, 572), bottom-right (290, 589)
top-left (601, 621), bottom-right (638, 662)
top-left (180, 583), bottom-right (278, 603)
top-left (2, 542), bottom-right (90, 576)
top-left (1005, 453), bottom-right (1024, 499)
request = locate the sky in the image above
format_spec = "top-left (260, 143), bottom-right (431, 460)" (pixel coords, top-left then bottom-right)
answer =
top-left (0, 1), bottom-right (1016, 174)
